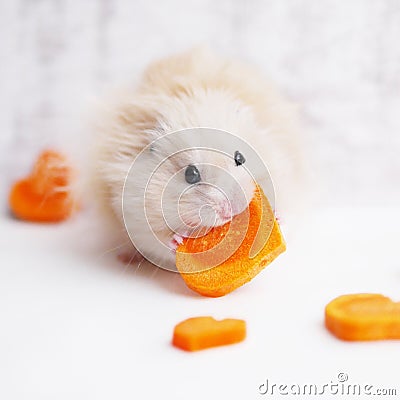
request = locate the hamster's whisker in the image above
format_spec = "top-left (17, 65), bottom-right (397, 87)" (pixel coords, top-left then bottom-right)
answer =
top-left (134, 257), bottom-right (145, 275)
top-left (121, 254), bottom-right (136, 274)
top-left (192, 188), bottom-right (212, 201)
top-left (149, 266), bottom-right (159, 279)
top-left (99, 241), bottom-right (131, 257)
top-left (176, 208), bottom-right (217, 220)
top-left (175, 210), bottom-right (199, 217)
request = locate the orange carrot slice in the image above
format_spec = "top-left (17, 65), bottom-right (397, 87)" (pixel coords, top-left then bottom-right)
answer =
top-left (176, 186), bottom-right (285, 297)
top-left (325, 293), bottom-right (400, 341)
top-left (9, 150), bottom-right (76, 222)
top-left (172, 316), bottom-right (246, 351)
top-left (30, 150), bottom-right (71, 195)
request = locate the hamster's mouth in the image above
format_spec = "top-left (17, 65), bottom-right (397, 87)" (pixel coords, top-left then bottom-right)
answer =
top-left (179, 194), bottom-right (254, 233)
top-left (180, 213), bottom-right (235, 232)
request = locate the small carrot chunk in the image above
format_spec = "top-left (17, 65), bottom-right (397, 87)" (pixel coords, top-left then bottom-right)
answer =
top-left (176, 186), bottom-right (285, 297)
top-left (30, 150), bottom-right (71, 195)
top-left (9, 150), bottom-right (76, 222)
top-left (172, 316), bottom-right (246, 351)
top-left (325, 293), bottom-right (400, 341)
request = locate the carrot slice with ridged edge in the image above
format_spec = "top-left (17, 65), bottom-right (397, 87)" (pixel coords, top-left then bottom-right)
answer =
top-left (176, 186), bottom-right (285, 297)
top-left (325, 293), bottom-right (400, 341)
top-left (9, 150), bottom-right (76, 222)
top-left (172, 316), bottom-right (246, 351)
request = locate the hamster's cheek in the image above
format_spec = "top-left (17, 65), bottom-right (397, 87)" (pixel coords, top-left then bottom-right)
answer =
top-left (175, 192), bottom-right (201, 227)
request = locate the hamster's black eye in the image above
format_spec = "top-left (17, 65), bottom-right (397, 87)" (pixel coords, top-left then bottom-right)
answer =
top-left (185, 165), bottom-right (201, 184)
top-left (234, 150), bottom-right (246, 166)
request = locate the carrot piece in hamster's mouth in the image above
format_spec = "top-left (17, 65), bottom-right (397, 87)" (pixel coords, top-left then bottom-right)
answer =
top-left (176, 186), bottom-right (285, 297)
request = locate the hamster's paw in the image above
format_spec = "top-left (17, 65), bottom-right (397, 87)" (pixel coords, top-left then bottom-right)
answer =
top-left (168, 234), bottom-right (184, 252)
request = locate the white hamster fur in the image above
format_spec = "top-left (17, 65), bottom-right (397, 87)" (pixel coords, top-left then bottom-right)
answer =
top-left (89, 48), bottom-right (305, 267)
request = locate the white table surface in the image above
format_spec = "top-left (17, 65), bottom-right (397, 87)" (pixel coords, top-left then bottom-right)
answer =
top-left (1, 207), bottom-right (399, 399)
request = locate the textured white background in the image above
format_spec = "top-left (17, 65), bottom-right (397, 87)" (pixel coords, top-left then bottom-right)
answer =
top-left (1, 0), bottom-right (399, 208)
top-left (1, 2), bottom-right (400, 400)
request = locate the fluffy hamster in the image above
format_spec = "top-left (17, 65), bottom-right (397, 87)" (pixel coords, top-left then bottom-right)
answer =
top-left (90, 48), bottom-right (304, 268)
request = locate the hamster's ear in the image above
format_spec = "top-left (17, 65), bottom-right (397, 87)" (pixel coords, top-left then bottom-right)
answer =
top-left (147, 123), bottom-right (168, 154)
